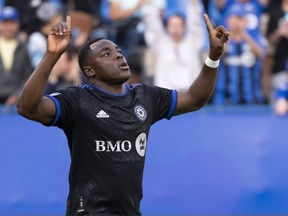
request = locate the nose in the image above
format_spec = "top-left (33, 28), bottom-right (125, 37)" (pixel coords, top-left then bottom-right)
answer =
top-left (114, 52), bottom-right (123, 60)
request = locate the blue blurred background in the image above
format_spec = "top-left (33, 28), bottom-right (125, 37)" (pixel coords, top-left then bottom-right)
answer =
top-left (1, 105), bottom-right (288, 216)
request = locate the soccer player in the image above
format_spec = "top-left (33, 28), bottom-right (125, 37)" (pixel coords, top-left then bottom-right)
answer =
top-left (17, 15), bottom-right (229, 216)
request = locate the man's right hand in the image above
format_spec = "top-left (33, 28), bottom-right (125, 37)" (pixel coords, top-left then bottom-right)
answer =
top-left (203, 14), bottom-right (230, 60)
top-left (48, 16), bottom-right (72, 54)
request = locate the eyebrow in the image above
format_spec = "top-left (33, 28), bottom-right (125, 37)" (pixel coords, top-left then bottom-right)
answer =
top-left (99, 47), bottom-right (111, 52)
top-left (99, 46), bottom-right (122, 53)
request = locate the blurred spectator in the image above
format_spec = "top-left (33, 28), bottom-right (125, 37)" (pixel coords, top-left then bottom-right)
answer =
top-left (142, 0), bottom-right (206, 90)
top-left (208, 0), bottom-right (268, 32)
top-left (166, 0), bottom-right (209, 13)
top-left (27, 2), bottom-right (63, 69)
top-left (165, 0), bottom-right (189, 11)
top-left (265, 0), bottom-right (288, 102)
top-left (0, 0), bottom-right (63, 40)
top-left (125, 47), bottom-right (145, 84)
top-left (65, 0), bottom-right (101, 15)
top-left (273, 74), bottom-right (288, 115)
top-left (0, 0), bottom-right (64, 39)
top-left (67, 0), bottom-right (105, 48)
top-left (106, 0), bottom-right (147, 51)
top-left (265, 0), bottom-right (281, 14)
top-left (45, 47), bottom-right (84, 94)
top-left (0, 6), bottom-right (33, 105)
top-left (212, 3), bottom-right (266, 105)
top-left (104, 0), bottom-right (166, 52)
top-left (202, 0), bottom-right (210, 12)
top-left (26, 0), bottom-right (64, 34)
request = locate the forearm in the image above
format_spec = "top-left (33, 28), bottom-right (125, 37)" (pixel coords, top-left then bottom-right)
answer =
top-left (142, 4), bottom-right (164, 47)
top-left (187, 63), bottom-right (218, 108)
top-left (175, 62), bottom-right (218, 114)
top-left (174, 14), bottom-right (229, 115)
top-left (17, 52), bottom-right (61, 114)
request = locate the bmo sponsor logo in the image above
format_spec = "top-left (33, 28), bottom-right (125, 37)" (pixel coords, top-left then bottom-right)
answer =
top-left (95, 140), bottom-right (132, 152)
top-left (94, 133), bottom-right (147, 157)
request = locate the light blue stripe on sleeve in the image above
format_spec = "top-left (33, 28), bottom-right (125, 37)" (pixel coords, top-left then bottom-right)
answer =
top-left (166, 90), bottom-right (177, 119)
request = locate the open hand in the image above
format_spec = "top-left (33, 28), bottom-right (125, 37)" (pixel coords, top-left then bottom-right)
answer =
top-left (204, 14), bottom-right (230, 60)
top-left (48, 16), bottom-right (72, 55)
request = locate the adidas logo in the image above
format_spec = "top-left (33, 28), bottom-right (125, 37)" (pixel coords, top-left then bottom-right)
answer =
top-left (96, 110), bottom-right (109, 118)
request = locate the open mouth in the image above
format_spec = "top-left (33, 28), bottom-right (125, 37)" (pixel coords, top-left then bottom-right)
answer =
top-left (119, 62), bottom-right (130, 70)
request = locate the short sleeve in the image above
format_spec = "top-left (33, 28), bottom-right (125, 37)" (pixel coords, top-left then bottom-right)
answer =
top-left (145, 85), bottom-right (177, 124)
top-left (45, 87), bottom-right (79, 129)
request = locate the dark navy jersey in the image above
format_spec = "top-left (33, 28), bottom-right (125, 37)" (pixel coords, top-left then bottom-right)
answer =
top-left (46, 83), bottom-right (177, 216)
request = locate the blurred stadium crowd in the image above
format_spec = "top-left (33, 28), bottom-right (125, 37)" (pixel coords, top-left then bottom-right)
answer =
top-left (0, 0), bottom-right (288, 115)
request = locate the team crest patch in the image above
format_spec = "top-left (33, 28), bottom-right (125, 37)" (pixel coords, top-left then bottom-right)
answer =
top-left (134, 105), bottom-right (147, 121)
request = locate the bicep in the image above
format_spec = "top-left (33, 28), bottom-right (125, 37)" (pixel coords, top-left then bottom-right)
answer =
top-left (28, 96), bottom-right (57, 125)
top-left (174, 91), bottom-right (199, 115)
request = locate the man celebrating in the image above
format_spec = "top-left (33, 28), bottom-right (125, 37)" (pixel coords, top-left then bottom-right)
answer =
top-left (17, 15), bottom-right (229, 216)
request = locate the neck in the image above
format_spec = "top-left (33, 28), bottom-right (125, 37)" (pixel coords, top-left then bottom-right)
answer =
top-left (89, 80), bottom-right (127, 95)
top-left (172, 36), bottom-right (182, 44)
top-left (230, 32), bottom-right (244, 42)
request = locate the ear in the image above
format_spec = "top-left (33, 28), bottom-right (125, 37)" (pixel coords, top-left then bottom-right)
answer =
top-left (83, 66), bottom-right (96, 78)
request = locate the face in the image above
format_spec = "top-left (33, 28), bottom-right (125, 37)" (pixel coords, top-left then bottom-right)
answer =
top-left (0, 20), bottom-right (19, 39)
top-left (227, 15), bottom-right (247, 32)
top-left (84, 39), bottom-right (130, 84)
top-left (166, 15), bottom-right (186, 42)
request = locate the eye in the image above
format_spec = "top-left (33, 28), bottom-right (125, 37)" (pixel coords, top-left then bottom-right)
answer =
top-left (101, 52), bottom-right (110, 57)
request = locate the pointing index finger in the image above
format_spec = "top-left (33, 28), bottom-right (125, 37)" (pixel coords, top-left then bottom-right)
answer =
top-left (203, 14), bottom-right (214, 34)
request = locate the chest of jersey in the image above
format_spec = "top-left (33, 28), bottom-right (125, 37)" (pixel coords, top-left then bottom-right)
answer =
top-left (70, 89), bottom-right (152, 162)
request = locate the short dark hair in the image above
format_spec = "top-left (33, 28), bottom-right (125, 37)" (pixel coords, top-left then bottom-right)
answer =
top-left (78, 37), bottom-right (106, 77)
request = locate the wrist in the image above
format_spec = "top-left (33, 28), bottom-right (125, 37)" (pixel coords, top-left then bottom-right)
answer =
top-left (205, 56), bottom-right (220, 68)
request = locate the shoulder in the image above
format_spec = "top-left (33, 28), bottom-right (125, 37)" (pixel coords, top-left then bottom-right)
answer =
top-left (50, 85), bottom-right (83, 97)
top-left (128, 83), bottom-right (173, 97)
top-left (127, 83), bottom-right (157, 92)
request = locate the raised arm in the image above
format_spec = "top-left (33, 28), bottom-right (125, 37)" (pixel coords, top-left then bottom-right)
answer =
top-left (141, 2), bottom-right (165, 48)
top-left (109, 0), bottom-right (148, 21)
top-left (17, 16), bottom-right (72, 125)
top-left (174, 14), bottom-right (229, 115)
